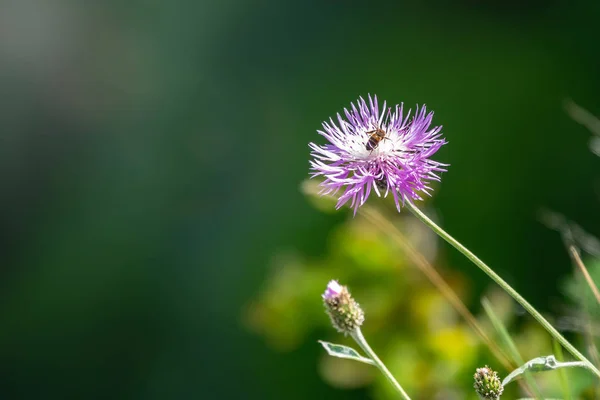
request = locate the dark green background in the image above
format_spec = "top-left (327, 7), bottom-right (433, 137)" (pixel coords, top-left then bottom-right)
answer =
top-left (0, 0), bottom-right (598, 398)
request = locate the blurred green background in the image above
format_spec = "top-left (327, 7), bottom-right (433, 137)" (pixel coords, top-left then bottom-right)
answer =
top-left (1, 0), bottom-right (599, 398)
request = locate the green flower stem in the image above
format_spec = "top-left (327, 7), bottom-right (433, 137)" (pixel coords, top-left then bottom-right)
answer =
top-left (351, 328), bottom-right (411, 399)
top-left (405, 200), bottom-right (600, 379)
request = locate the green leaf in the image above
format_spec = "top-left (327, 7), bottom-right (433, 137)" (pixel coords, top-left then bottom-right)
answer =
top-left (503, 355), bottom-right (588, 387)
top-left (318, 340), bottom-right (375, 366)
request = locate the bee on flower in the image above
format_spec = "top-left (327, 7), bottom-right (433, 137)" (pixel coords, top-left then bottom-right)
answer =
top-left (309, 95), bottom-right (448, 214)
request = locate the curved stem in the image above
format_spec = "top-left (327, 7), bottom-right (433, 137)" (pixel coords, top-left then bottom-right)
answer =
top-left (351, 328), bottom-right (412, 399)
top-left (404, 200), bottom-right (600, 379)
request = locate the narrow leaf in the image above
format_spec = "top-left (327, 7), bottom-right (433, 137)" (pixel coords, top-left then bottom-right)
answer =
top-left (318, 340), bottom-right (375, 366)
top-left (503, 355), bottom-right (588, 387)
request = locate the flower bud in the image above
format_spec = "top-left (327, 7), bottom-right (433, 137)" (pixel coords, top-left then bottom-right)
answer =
top-left (322, 280), bottom-right (365, 335)
top-left (473, 365), bottom-right (504, 399)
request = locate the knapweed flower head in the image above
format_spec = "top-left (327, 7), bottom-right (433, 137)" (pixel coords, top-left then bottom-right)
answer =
top-left (473, 365), bottom-right (504, 400)
top-left (309, 95), bottom-right (447, 214)
top-left (322, 280), bottom-right (364, 335)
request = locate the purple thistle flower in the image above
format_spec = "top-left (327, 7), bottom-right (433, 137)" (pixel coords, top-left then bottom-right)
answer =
top-left (309, 95), bottom-right (448, 214)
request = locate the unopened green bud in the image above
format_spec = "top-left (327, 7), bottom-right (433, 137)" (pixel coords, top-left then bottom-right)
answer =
top-left (322, 280), bottom-right (365, 335)
top-left (473, 365), bottom-right (504, 400)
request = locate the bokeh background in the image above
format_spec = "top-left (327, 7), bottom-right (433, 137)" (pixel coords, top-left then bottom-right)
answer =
top-left (1, 0), bottom-right (599, 398)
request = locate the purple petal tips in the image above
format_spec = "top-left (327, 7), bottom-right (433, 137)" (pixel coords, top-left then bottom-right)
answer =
top-left (323, 280), bottom-right (343, 300)
top-left (309, 95), bottom-right (448, 214)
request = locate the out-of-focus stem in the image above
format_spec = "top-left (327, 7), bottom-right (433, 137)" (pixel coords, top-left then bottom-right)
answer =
top-left (360, 205), bottom-right (513, 370)
top-left (568, 246), bottom-right (600, 305)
